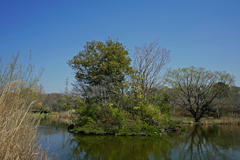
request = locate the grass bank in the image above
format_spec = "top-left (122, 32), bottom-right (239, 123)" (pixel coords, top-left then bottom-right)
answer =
top-left (171, 116), bottom-right (240, 125)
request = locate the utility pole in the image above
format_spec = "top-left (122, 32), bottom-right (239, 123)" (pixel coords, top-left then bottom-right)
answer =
top-left (65, 77), bottom-right (69, 94)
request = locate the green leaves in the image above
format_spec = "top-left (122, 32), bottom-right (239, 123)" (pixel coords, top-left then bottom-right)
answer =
top-left (68, 38), bottom-right (132, 86)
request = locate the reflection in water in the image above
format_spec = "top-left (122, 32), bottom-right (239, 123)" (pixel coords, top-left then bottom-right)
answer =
top-left (66, 136), bottom-right (171, 160)
top-left (38, 118), bottom-right (240, 160)
top-left (170, 125), bottom-right (240, 160)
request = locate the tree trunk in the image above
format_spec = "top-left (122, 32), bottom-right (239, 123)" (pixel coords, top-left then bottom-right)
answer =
top-left (217, 109), bottom-right (219, 119)
top-left (195, 117), bottom-right (200, 122)
top-left (173, 105), bottom-right (176, 116)
top-left (193, 113), bottom-right (199, 122)
top-left (194, 110), bottom-right (206, 122)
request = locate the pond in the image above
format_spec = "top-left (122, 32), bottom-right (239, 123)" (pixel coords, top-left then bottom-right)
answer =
top-left (38, 118), bottom-right (240, 160)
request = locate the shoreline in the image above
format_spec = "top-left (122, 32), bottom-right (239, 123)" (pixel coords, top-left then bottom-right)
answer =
top-left (171, 117), bottom-right (240, 125)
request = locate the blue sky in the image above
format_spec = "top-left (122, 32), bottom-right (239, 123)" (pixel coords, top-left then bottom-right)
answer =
top-left (1, 0), bottom-right (240, 93)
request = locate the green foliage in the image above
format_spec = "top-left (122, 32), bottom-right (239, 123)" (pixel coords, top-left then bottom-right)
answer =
top-left (68, 38), bottom-right (132, 86)
top-left (116, 121), bottom-right (161, 136)
top-left (76, 102), bottom-right (101, 123)
top-left (70, 88), bottom-right (174, 135)
top-left (74, 98), bottom-right (126, 128)
top-left (140, 123), bottom-right (161, 135)
top-left (66, 38), bottom-right (179, 135)
top-left (68, 134), bottom-right (172, 160)
top-left (79, 116), bottom-right (94, 125)
top-left (117, 121), bottom-right (142, 135)
top-left (155, 94), bottom-right (171, 114)
top-left (71, 97), bottom-right (173, 135)
top-left (213, 82), bottom-right (230, 99)
top-left (138, 101), bottom-right (163, 125)
top-left (74, 122), bottom-right (106, 134)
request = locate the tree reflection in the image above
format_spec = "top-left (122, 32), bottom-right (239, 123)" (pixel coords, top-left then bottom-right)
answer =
top-left (39, 118), bottom-right (240, 160)
top-left (59, 135), bottom-right (172, 160)
top-left (172, 125), bottom-right (240, 160)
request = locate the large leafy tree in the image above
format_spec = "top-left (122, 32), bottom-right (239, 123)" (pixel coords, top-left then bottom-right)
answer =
top-left (68, 38), bottom-right (132, 103)
top-left (68, 38), bottom-right (132, 86)
top-left (166, 66), bottom-right (234, 122)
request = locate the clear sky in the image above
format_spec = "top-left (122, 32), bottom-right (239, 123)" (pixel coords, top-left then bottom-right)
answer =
top-left (1, 0), bottom-right (240, 93)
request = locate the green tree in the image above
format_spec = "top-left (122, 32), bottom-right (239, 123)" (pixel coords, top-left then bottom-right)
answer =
top-left (68, 38), bottom-right (132, 86)
top-left (68, 38), bottom-right (133, 104)
top-left (166, 66), bottom-right (234, 122)
top-left (227, 86), bottom-right (240, 116)
top-left (211, 82), bottom-right (230, 119)
top-left (67, 39), bottom-right (175, 134)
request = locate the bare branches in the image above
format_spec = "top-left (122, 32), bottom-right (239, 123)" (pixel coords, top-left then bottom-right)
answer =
top-left (167, 66), bottom-right (235, 121)
top-left (134, 39), bottom-right (171, 99)
top-left (0, 52), bottom-right (44, 94)
top-left (72, 75), bottom-right (127, 106)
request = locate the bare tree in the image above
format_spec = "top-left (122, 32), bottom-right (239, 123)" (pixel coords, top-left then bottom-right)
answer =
top-left (41, 93), bottom-right (63, 112)
top-left (166, 66), bottom-right (235, 122)
top-left (134, 39), bottom-right (171, 100)
top-left (72, 75), bottom-right (129, 106)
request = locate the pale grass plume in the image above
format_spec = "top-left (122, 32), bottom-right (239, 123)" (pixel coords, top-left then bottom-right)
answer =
top-left (0, 82), bottom-right (52, 160)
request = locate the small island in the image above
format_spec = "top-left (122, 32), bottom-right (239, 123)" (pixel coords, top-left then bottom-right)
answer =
top-left (39, 39), bottom-right (237, 137)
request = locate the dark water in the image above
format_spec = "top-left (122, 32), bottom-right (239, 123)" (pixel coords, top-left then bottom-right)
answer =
top-left (38, 118), bottom-right (240, 160)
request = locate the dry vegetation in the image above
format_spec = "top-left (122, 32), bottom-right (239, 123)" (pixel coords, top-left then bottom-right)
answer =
top-left (220, 117), bottom-right (240, 125)
top-left (171, 116), bottom-right (240, 125)
top-left (0, 81), bottom-right (51, 160)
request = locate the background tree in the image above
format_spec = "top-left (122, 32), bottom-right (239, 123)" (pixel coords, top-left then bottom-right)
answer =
top-left (211, 82), bottom-right (230, 119)
top-left (166, 66), bottom-right (234, 122)
top-left (134, 39), bottom-right (171, 100)
top-left (227, 86), bottom-right (240, 116)
top-left (41, 93), bottom-right (63, 112)
top-left (166, 88), bottom-right (181, 116)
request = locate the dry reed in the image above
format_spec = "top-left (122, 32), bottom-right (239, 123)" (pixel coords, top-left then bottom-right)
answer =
top-left (0, 82), bottom-right (51, 160)
top-left (221, 117), bottom-right (240, 125)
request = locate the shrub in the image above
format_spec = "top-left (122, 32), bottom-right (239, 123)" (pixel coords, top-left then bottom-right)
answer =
top-left (74, 122), bottom-right (106, 134)
top-left (116, 121), bottom-right (161, 136)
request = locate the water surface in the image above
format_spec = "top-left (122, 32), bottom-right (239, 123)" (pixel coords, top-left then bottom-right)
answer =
top-left (38, 118), bottom-right (240, 160)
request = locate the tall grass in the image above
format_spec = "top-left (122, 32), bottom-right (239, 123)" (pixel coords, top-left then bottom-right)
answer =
top-left (0, 82), bottom-right (50, 159)
top-left (0, 53), bottom-right (51, 159)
